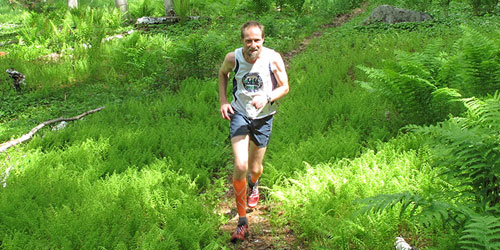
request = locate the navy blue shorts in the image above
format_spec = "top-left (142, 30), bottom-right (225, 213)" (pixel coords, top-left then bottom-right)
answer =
top-left (229, 111), bottom-right (274, 148)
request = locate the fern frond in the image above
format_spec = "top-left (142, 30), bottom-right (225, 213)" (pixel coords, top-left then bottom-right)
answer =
top-left (431, 87), bottom-right (465, 120)
top-left (356, 80), bottom-right (376, 93)
top-left (359, 191), bottom-right (465, 229)
top-left (455, 26), bottom-right (500, 97)
top-left (417, 200), bottom-right (454, 227)
top-left (395, 50), bottom-right (433, 81)
top-left (459, 215), bottom-right (500, 250)
top-left (360, 192), bottom-right (415, 215)
top-left (462, 95), bottom-right (500, 131)
top-left (359, 191), bottom-right (433, 218)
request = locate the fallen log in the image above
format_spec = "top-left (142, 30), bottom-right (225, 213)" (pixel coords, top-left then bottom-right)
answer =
top-left (0, 40), bottom-right (18, 47)
top-left (135, 16), bottom-right (202, 25)
top-left (0, 106), bottom-right (105, 153)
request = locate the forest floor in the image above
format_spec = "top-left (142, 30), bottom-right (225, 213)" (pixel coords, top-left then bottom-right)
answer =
top-left (218, 2), bottom-right (369, 249)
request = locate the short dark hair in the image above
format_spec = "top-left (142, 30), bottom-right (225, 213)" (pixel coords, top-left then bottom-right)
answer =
top-left (241, 21), bottom-right (265, 39)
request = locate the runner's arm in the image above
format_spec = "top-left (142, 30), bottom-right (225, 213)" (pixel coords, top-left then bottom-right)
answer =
top-left (251, 52), bottom-right (289, 109)
top-left (218, 52), bottom-right (236, 120)
top-left (269, 52), bottom-right (289, 102)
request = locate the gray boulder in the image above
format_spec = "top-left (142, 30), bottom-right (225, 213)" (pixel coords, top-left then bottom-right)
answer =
top-left (363, 5), bottom-right (432, 25)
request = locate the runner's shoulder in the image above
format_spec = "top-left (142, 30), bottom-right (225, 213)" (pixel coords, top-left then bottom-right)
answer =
top-left (225, 51), bottom-right (236, 62)
top-left (264, 48), bottom-right (283, 61)
top-left (222, 52), bottom-right (236, 70)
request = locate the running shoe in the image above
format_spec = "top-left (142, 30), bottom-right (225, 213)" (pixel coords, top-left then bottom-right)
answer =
top-left (230, 223), bottom-right (248, 242)
top-left (247, 185), bottom-right (259, 208)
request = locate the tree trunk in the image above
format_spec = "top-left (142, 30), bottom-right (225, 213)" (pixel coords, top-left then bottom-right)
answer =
top-left (68, 0), bottom-right (77, 9)
top-left (115, 0), bottom-right (130, 19)
top-left (164, 0), bottom-right (174, 16)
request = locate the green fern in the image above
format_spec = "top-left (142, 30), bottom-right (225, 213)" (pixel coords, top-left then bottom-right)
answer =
top-left (359, 191), bottom-right (455, 225)
top-left (360, 192), bottom-right (417, 216)
top-left (409, 94), bottom-right (500, 207)
top-left (363, 94), bottom-right (500, 248)
top-left (395, 50), bottom-right (434, 81)
top-left (462, 93), bottom-right (500, 130)
top-left (358, 58), bottom-right (459, 125)
top-left (431, 87), bottom-right (464, 118)
top-left (452, 26), bottom-right (500, 97)
top-left (459, 215), bottom-right (500, 250)
top-left (358, 26), bottom-right (499, 125)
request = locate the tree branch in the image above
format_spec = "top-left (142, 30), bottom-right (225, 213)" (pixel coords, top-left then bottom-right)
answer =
top-left (0, 106), bottom-right (105, 153)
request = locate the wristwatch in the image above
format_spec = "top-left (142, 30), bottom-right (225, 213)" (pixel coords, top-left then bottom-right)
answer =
top-left (266, 94), bottom-right (272, 103)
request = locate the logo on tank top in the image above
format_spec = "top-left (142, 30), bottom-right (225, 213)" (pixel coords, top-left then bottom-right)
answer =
top-left (242, 72), bottom-right (263, 93)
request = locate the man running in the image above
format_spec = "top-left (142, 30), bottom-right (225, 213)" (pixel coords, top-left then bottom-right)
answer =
top-left (218, 21), bottom-right (289, 242)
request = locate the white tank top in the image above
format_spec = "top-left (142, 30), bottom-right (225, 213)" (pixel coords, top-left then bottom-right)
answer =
top-left (231, 47), bottom-right (278, 119)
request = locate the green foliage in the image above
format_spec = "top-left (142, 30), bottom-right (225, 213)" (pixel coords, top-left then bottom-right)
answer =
top-left (0, 77), bottom-right (227, 248)
top-left (359, 190), bottom-right (500, 249)
top-left (7, 0), bottom-right (52, 12)
top-left (362, 191), bottom-right (463, 229)
top-left (108, 32), bottom-right (170, 82)
top-left (270, 134), bottom-right (438, 249)
top-left (453, 26), bottom-right (500, 97)
top-left (468, 0), bottom-right (499, 15)
top-left (303, 0), bottom-right (363, 16)
top-left (359, 26), bottom-right (500, 125)
top-left (129, 0), bottom-right (164, 18)
top-left (361, 94), bottom-right (500, 249)
top-left (459, 214), bottom-right (500, 250)
top-left (276, 0), bottom-right (306, 13)
top-left (167, 31), bottom-right (229, 81)
top-left (268, 10), bottom-right (499, 248)
top-left (395, 0), bottom-right (434, 11)
top-left (0, 154), bottom-right (221, 249)
top-left (0, 2), bottom-right (26, 23)
top-left (358, 55), bottom-right (463, 125)
top-left (1, 0), bottom-right (499, 248)
top-left (267, 28), bottom-right (404, 181)
top-left (17, 6), bottom-right (123, 49)
top-left (173, 0), bottom-right (192, 18)
top-left (412, 94), bottom-right (500, 208)
top-left (250, 0), bottom-right (273, 13)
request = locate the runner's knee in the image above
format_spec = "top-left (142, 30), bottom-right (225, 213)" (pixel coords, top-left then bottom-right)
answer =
top-left (234, 159), bottom-right (248, 177)
top-left (249, 163), bottom-right (263, 176)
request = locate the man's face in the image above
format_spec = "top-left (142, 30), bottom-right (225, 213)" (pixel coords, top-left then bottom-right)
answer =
top-left (242, 26), bottom-right (264, 62)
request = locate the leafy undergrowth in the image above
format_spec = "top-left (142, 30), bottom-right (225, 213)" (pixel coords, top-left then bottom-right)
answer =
top-left (0, 78), bottom-right (229, 248)
top-left (264, 1), bottom-right (500, 248)
top-left (1, 0), bottom-right (499, 249)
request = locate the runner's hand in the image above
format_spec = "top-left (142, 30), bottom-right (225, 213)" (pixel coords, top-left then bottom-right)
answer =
top-left (252, 95), bottom-right (268, 109)
top-left (220, 103), bottom-right (234, 120)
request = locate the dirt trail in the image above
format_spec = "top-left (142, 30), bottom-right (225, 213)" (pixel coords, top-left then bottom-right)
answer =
top-left (218, 3), bottom-right (369, 249)
top-left (283, 2), bottom-right (368, 67)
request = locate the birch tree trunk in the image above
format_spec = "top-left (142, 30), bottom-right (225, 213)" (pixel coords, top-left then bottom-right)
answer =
top-left (115, 0), bottom-right (130, 19)
top-left (68, 0), bottom-right (78, 8)
top-left (164, 0), bottom-right (174, 16)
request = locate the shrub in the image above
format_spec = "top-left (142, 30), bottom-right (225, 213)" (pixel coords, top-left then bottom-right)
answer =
top-left (360, 93), bottom-right (500, 250)
top-left (250, 0), bottom-right (273, 13)
top-left (358, 26), bottom-right (499, 125)
top-left (0, 153), bottom-right (221, 249)
top-left (270, 135), bottom-right (438, 249)
top-left (468, 0), bottom-right (499, 15)
top-left (129, 0), bottom-right (164, 18)
top-left (452, 26), bottom-right (500, 97)
top-left (167, 31), bottom-right (229, 81)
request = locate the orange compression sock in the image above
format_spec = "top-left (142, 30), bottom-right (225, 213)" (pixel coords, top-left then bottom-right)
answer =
top-left (233, 178), bottom-right (247, 217)
top-left (250, 170), bottom-right (262, 186)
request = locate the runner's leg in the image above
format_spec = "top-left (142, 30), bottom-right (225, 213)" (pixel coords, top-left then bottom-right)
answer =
top-left (231, 135), bottom-right (250, 219)
top-left (247, 140), bottom-right (266, 208)
top-left (248, 140), bottom-right (266, 184)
